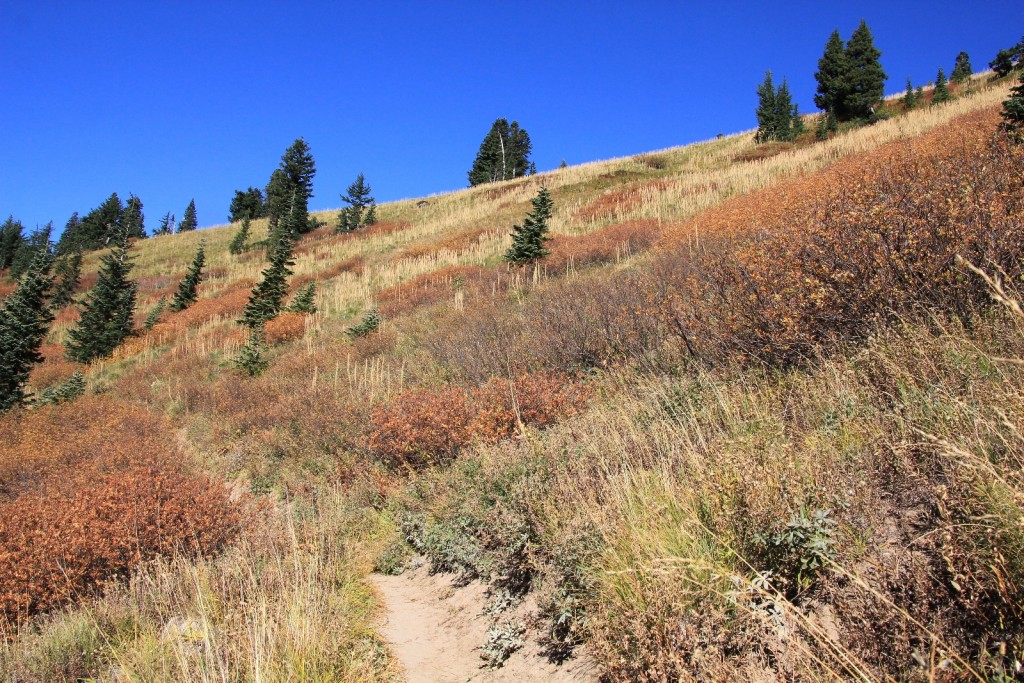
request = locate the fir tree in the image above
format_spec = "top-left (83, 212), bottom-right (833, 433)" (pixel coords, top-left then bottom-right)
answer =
top-left (264, 168), bottom-right (290, 234)
top-left (951, 51), bottom-right (973, 84)
top-left (229, 216), bottom-right (252, 255)
top-left (143, 297), bottom-right (166, 331)
top-left (1000, 72), bottom-right (1024, 141)
top-left (239, 197), bottom-right (298, 328)
top-left (468, 119), bottom-right (533, 186)
top-left (0, 216), bottom-right (25, 271)
top-left (933, 68), bottom-right (951, 104)
top-left (991, 49), bottom-right (1015, 78)
top-left (10, 223), bottom-right (52, 279)
top-left (756, 73), bottom-right (802, 143)
top-left (65, 192), bottom-right (123, 251)
top-left (169, 242), bottom-right (205, 312)
top-left (267, 138), bottom-right (317, 234)
top-left (504, 187), bottom-right (553, 266)
top-left (37, 371), bottom-right (86, 405)
top-left (0, 248), bottom-right (55, 412)
top-left (287, 282), bottom-right (317, 314)
top-left (123, 194), bottom-right (146, 239)
top-left (755, 71), bottom-right (779, 142)
top-left (233, 325), bottom-right (269, 377)
top-left (902, 77), bottom-right (917, 109)
top-left (50, 248), bottom-right (83, 310)
top-left (178, 199), bottom-right (198, 232)
top-left (229, 187), bottom-right (266, 222)
top-left (154, 212), bottom-right (175, 236)
top-left (346, 308), bottom-right (381, 337)
top-left (814, 30), bottom-right (850, 119)
top-left (844, 20), bottom-right (887, 120)
top-left (336, 173), bottom-right (377, 233)
top-left (55, 213), bottom-right (80, 253)
top-left (915, 85), bottom-right (925, 103)
top-left (65, 228), bottom-right (137, 363)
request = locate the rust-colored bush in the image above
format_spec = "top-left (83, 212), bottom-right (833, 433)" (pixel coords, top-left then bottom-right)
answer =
top-left (469, 371), bottom-right (592, 443)
top-left (398, 227), bottom-right (492, 261)
top-left (547, 220), bottom-right (662, 272)
top-left (576, 180), bottom-right (671, 222)
top-left (265, 311), bottom-right (307, 344)
top-left (375, 265), bottom-right (492, 317)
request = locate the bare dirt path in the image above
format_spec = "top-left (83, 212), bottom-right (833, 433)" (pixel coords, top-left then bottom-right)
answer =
top-left (371, 562), bottom-right (598, 683)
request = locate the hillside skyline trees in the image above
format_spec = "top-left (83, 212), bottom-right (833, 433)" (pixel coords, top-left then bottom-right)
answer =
top-left (755, 71), bottom-right (804, 142)
top-left (0, 248), bottom-right (54, 412)
top-left (336, 173), bottom-right (377, 233)
top-left (468, 119), bottom-right (534, 186)
top-left (814, 21), bottom-right (887, 122)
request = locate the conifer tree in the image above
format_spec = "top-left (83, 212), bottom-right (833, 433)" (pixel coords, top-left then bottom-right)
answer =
top-left (123, 194), bottom-right (146, 239)
top-left (1000, 72), bottom-right (1024, 141)
top-left (229, 216), bottom-right (252, 255)
top-left (233, 325), bottom-right (269, 377)
top-left (990, 49), bottom-right (1015, 78)
top-left (336, 173), bottom-right (377, 233)
top-left (287, 282), bottom-right (317, 314)
top-left (229, 187), bottom-right (266, 222)
top-left (264, 168), bottom-right (290, 234)
top-left (65, 228), bottom-right (137, 363)
top-left (169, 242), bottom-right (205, 312)
top-left (38, 371), bottom-right (86, 405)
top-left (814, 30), bottom-right (850, 119)
top-left (755, 71), bottom-right (780, 142)
top-left (269, 138), bottom-right (317, 234)
top-left (951, 51), bottom-right (973, 84)
top-left (178, 199), bottom-right (198, 232)
top-left (55, 213), bottom-right (80, 253)
top-left (844, 20), bottom-right (887, 120)
top-left (10, 223), bottom-right (52, 279)
top-left (504, 187), bottom-right (553, 266)
top-left (64, 193), bottom-right (123, 251)
top-left (915, 85), bottom-right (925, 102)
top-left (239, 197), bottom-right (299, 328)
top-left (902, 77), bottom-right (917, 109)
top-left (143, 297), bottom-right (166, 331)
top-left (933, 68), bottom-right (951, 104)
top-left (0, 248), bottom-right (55, 412)
top-left (1, 216), bottom-right (25, 271)
top-left (50, 248), bottom-right (83, 310)
top-left (468, 119), bottom-right (533, 186)
top-left (154, 212), bottom-right (175, 236)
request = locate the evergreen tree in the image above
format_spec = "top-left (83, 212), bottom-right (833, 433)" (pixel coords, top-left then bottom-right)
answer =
top-left (0, 248), bottom-right (55, 412)
top-left (37, 371), bottom-right (86, 405)
top-left (143, 297), bottom-right (166, 331)
top-left (933, 68), bottom-right (951, 104)
top-left (336, 173), bottom-right (377, 233)
top-left (756, 73), bottom-right (802, 143)
top-left (755, 71), bottom-right (779, 142)
top-left (346, 308), bottom-right (381, 337)
top-left (951, 51), bottom-right (973, 84)
top-left (814, 30), bottom-right (850, 119)
top-left (55, 213), bottom-right (80, 253)
top-left (287, 282), bottom-right (317, 314)
top-left (0, 216), bottom-right (25, 271)
top-left (233, 325), bottom-right (270, 377)
top-left (239, 197), bottom-right (299, 328)
top-left (229, 187), bottom-right (266, 223)
top-left (169, 242), bottom-right (205, 312)
top-left (10, 223), bottom-right (52, 279)
top-left (902, 77), bottom-right (917, 109)
top-left (50, 248), bottom-right (83, 310)
top-left (123, 194), bottom-right (146, 239)
top-left (915, 85), bottom-right (925, 102)
top-left (504, 187), bottom-right (553, 266)
top-left (269, 138), bottom-right (317, 234)
top-left (178, 199), bottom-right (198, 232)
top-left (68, 192), bottom-right (123, 251)
top-left (844, 20), bottom-right (887, 120)
top-left (154, 211), bottom-right (175, 236)
top-left (229, 216), bottom-right (252, 255)
top-left (1000, 72), bottom-right (1024, 140)
top-left (991, 49), bottom-right (1016, 78)
top-left (65, 228), bottom-right (137, 363)
top-left (264, 168), bottom-right (291, 234)
top-left (468, 119), bottom-right (533, 186)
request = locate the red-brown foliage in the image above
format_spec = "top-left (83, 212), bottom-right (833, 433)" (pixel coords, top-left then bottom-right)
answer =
top-left (165, 281), bottom-right (254, 330)
top-left (0, 397), bottom-right (239, 624)
top-left (398, 227), bottom-right (493, 261)
top-left (0, 279), bottom-right (16, 299)
top-left (375, 265), bottom-right (494, 317)
top-left (547, 220), bottom-right (662, 271)
top-left (265, 311), bottom-right (307, 344)
top-left (576, 180), bottom-right (672, 222)
top-left (27, 344), bottom-right (79, 391)
top-left (292, 255), bottom-right (365, 291)
top-left (366, 372), bottom-right (590, 467)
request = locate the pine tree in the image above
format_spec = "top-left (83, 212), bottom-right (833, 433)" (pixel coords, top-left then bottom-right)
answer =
top-left (50, 248), bottom-right (83, 310)
top-left (336, 173), bottom-right (377, 233)
top-left (814, 30), bottom-right (850, 119)
top-left (279, 138), bottom-right (317, 234)
top-left (951, 51), bottom-right (973, 84)
top-left (264, 168), bottom-right (290, 234)
top-left (1, 216), bottom-right (25, 271)
top-left (10, 223), bottom-right (52, 279)
top-left (178, 199), bottom-right (198, 232)
top-left (902, 77), bottom-right (917, 109)
top-left (123, 194), bottom-right (146, 239)
top-left (844, 20), bottom-right (887, 120)
top-left (55, 213), bottom-right (80, 253)
top-left (990, 49), bottom-right (1015, 78)
top-left (37, 371), bottom-right (86, 405)
top-left (1000, 72), bottom-right (1024, 141)
top-left (70, 193), bottom-right (123, 251)
top-left (346, 308), bottom-right (381, 337)
top-left (65, 228), bottom-right (137, 363)
top-left (229, 187), bottom-right (266, 222)
top-left (169, 242), bottom-right (205, 312)
top-left (154, 212), bottom-right (175, 236)
top-left (755, 71), bottom-right (780, 142)
top-left (287, 282), bottom-right (317, 314)
top-left (468, 119), bottom-right (533, 186)
top-left (504, 187), bottom-right (553, 266)
top-left (239, 197), bottom-right (298, 328)
top-left (0, 248), bottom-right (55, 412)
top-left (915, 85), bottom-right (925, 103)
top-left (143, 297), bottom-right (166, 330)
top-left (933, 68), bottom-right (951, 104)
top-left (233, 325), bottom-right (269, 377)
top-left (229, 216), bottom-right (252, 255)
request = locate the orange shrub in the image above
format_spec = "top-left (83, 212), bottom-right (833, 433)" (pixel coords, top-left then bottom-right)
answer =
top-left (547, 220), bottom-right (662, 271)
top-left (398, 227), bottom-right (492, 260)
top-left (27, 345), bottom-right (79, 391)
top-left (0, 279), bottom-right (16, 299)
top-left (265, 311), bottom-right (307, 344)
top-left (166, 281), bottom-right (254, 330)
top-left (375, 265), bottom-right (491, 317)
top-left (469, 371), bottom-right (592, 443)
top-left (576, 180), bottom-right (671, 222)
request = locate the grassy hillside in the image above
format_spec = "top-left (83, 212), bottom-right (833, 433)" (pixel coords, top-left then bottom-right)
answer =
top-left (2, 74), bottom-right (1023, 681)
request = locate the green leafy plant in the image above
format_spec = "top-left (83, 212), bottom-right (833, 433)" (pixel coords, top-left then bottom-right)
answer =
top-left (481, 620), bottom-right (525, 668)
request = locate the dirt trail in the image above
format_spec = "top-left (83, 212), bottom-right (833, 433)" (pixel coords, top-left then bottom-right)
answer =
top-left (371, 562), bottom-right (597, 683)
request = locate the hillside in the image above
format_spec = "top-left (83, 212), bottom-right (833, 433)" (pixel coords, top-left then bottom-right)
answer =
top-left (2, 74), bottom-right (1024, 682)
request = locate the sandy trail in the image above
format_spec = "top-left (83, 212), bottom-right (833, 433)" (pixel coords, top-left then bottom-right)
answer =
top-left (371, 563), bottom-right (597, 683)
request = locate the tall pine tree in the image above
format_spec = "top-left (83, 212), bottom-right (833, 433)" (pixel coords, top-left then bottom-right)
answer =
top-left (0, 216), bottom-right (25, 271)
top-left (468, 119), bottom-right (533, 186)
top-left (755, 72), bottom-right (801, 142)
top-left (815, 22), bottom-right (886, 122)
top-left (50, 248), bottom-right (83, 310)
top-left (169, 242), bottom-right (206, 312)
top-left (123, 194), bottom-right (146, 239)
top-left (239, 196), bottom-right (299, 328)
top-left (814, 30), bottom-right (850, 119)
top-left (154, 211), bottom-right (175, 236)
top-left (0, 248), bottom-right (55, 412)
top-left (65, 227), bottom-right (137, 363)
top-left (504, 187), bottom-right (553, 266)
top-left (951, 51), bottom-right (973, 84)
top-left (178, 199), bottom-right (198, 232)
top-left (933, 68), bottom-right (951, 104)
top-left (10, 223), bottom-right (52, 279)
top-left (229, 187), bottom-right (266, 222)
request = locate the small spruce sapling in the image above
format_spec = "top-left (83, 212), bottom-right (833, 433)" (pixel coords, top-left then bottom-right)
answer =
top-left (169, 242), bottom-right (206, 312)
top-left (143, 297), bottom-right (167, 330)
top-left (933, 68), bottom-right (951, 104)
top-left (233, 325), bottom-right (270, 377)
top-left (229, 216), bottom-right (252, 255)
top-left (178, 199), bottom-right (198, 232)
top-left (504, 187), bottom-right (553, 266)
top-left (287, 282), bottom-right (317, 314)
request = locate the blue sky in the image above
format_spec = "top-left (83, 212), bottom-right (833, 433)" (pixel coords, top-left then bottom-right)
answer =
top-left (1, 1), bottom-right (1019, 234)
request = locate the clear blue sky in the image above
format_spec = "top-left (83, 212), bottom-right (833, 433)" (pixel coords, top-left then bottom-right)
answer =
top-left (1, 1), bottom-right (1019, 234)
